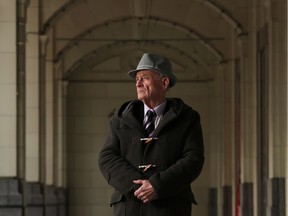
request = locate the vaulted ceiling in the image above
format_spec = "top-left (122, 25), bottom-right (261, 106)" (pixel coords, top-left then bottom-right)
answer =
top-left (41, 0), bottom-right (249, 82)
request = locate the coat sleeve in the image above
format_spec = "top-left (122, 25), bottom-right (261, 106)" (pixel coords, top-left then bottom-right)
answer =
top-left (98, 117), bottom-right (144, 195)
top-left (148, 111), bottom-right (205, 198)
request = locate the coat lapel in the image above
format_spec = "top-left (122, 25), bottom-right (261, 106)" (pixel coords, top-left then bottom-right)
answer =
top-left (121, 102), bottom-right (146, 136)
top-left (153, 101), bottom-right (178, 137)
top-left (120, 99), bottom-right (179, 137)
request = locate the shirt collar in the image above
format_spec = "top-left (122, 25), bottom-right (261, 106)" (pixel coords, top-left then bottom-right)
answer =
top-left (144, 100), bottom-right (167, 117)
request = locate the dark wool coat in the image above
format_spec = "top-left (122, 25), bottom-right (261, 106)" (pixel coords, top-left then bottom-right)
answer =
top-left (98, 98), bottom-right (205, 216)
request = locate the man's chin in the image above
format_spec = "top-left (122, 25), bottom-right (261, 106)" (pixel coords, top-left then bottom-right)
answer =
top-left (137, 94), bottom-right (145, 101)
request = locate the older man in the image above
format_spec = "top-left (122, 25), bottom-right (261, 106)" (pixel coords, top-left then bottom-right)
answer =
top-left (98, 53), bottom-right (204, 216)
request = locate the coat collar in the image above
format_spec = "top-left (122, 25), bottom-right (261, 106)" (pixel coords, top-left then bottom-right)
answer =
top-left (117, 99), bottom-right (183, 136)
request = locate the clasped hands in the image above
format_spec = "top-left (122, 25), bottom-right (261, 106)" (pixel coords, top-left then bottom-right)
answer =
top-left (133, 179), bottom-right (158, 203)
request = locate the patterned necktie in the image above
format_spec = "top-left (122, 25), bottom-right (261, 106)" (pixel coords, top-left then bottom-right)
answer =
top-left (144, 110), bottom-right (156, 137)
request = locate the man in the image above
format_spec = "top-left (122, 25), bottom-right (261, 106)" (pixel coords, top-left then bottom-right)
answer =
top-left (98, 53), bottom-right (204, 216)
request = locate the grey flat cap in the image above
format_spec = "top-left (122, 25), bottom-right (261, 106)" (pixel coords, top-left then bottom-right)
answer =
top-left (127, 53), bottom-right (177, 87)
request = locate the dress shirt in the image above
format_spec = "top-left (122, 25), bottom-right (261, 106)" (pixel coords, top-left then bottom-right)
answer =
top-left (143, 100), bottom-right (167, 129)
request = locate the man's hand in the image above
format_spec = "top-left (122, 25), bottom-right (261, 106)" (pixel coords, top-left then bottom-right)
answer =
top-left (133, 180), bottom-right (158, 203)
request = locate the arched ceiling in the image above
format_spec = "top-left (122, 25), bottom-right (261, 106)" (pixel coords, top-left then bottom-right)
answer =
top-left (41, 0), bottom-right (248, 82)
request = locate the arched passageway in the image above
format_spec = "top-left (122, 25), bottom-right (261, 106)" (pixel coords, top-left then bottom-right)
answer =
top-left (0, 1), bottom-right (286, 216)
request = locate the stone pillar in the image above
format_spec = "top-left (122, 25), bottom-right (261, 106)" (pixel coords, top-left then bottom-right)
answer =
top-left (26, 0), bottom-right (40, 182)
top-left (0, 0), bottom-right (28, 215)
top-left (0, 0), bottom-right (17, 177)
top-left (39, 34), bottom-right (48, 185)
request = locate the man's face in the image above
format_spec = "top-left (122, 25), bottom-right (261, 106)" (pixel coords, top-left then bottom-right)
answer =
top-left (135, 70), bottom-right (169, 107)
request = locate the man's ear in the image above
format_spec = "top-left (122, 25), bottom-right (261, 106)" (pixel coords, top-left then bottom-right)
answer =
top-left (162, 77), bottom-right (170, 89)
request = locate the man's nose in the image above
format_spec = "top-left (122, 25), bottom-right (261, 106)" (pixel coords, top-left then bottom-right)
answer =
top-left (136, 79), bottom-right (143, 86)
